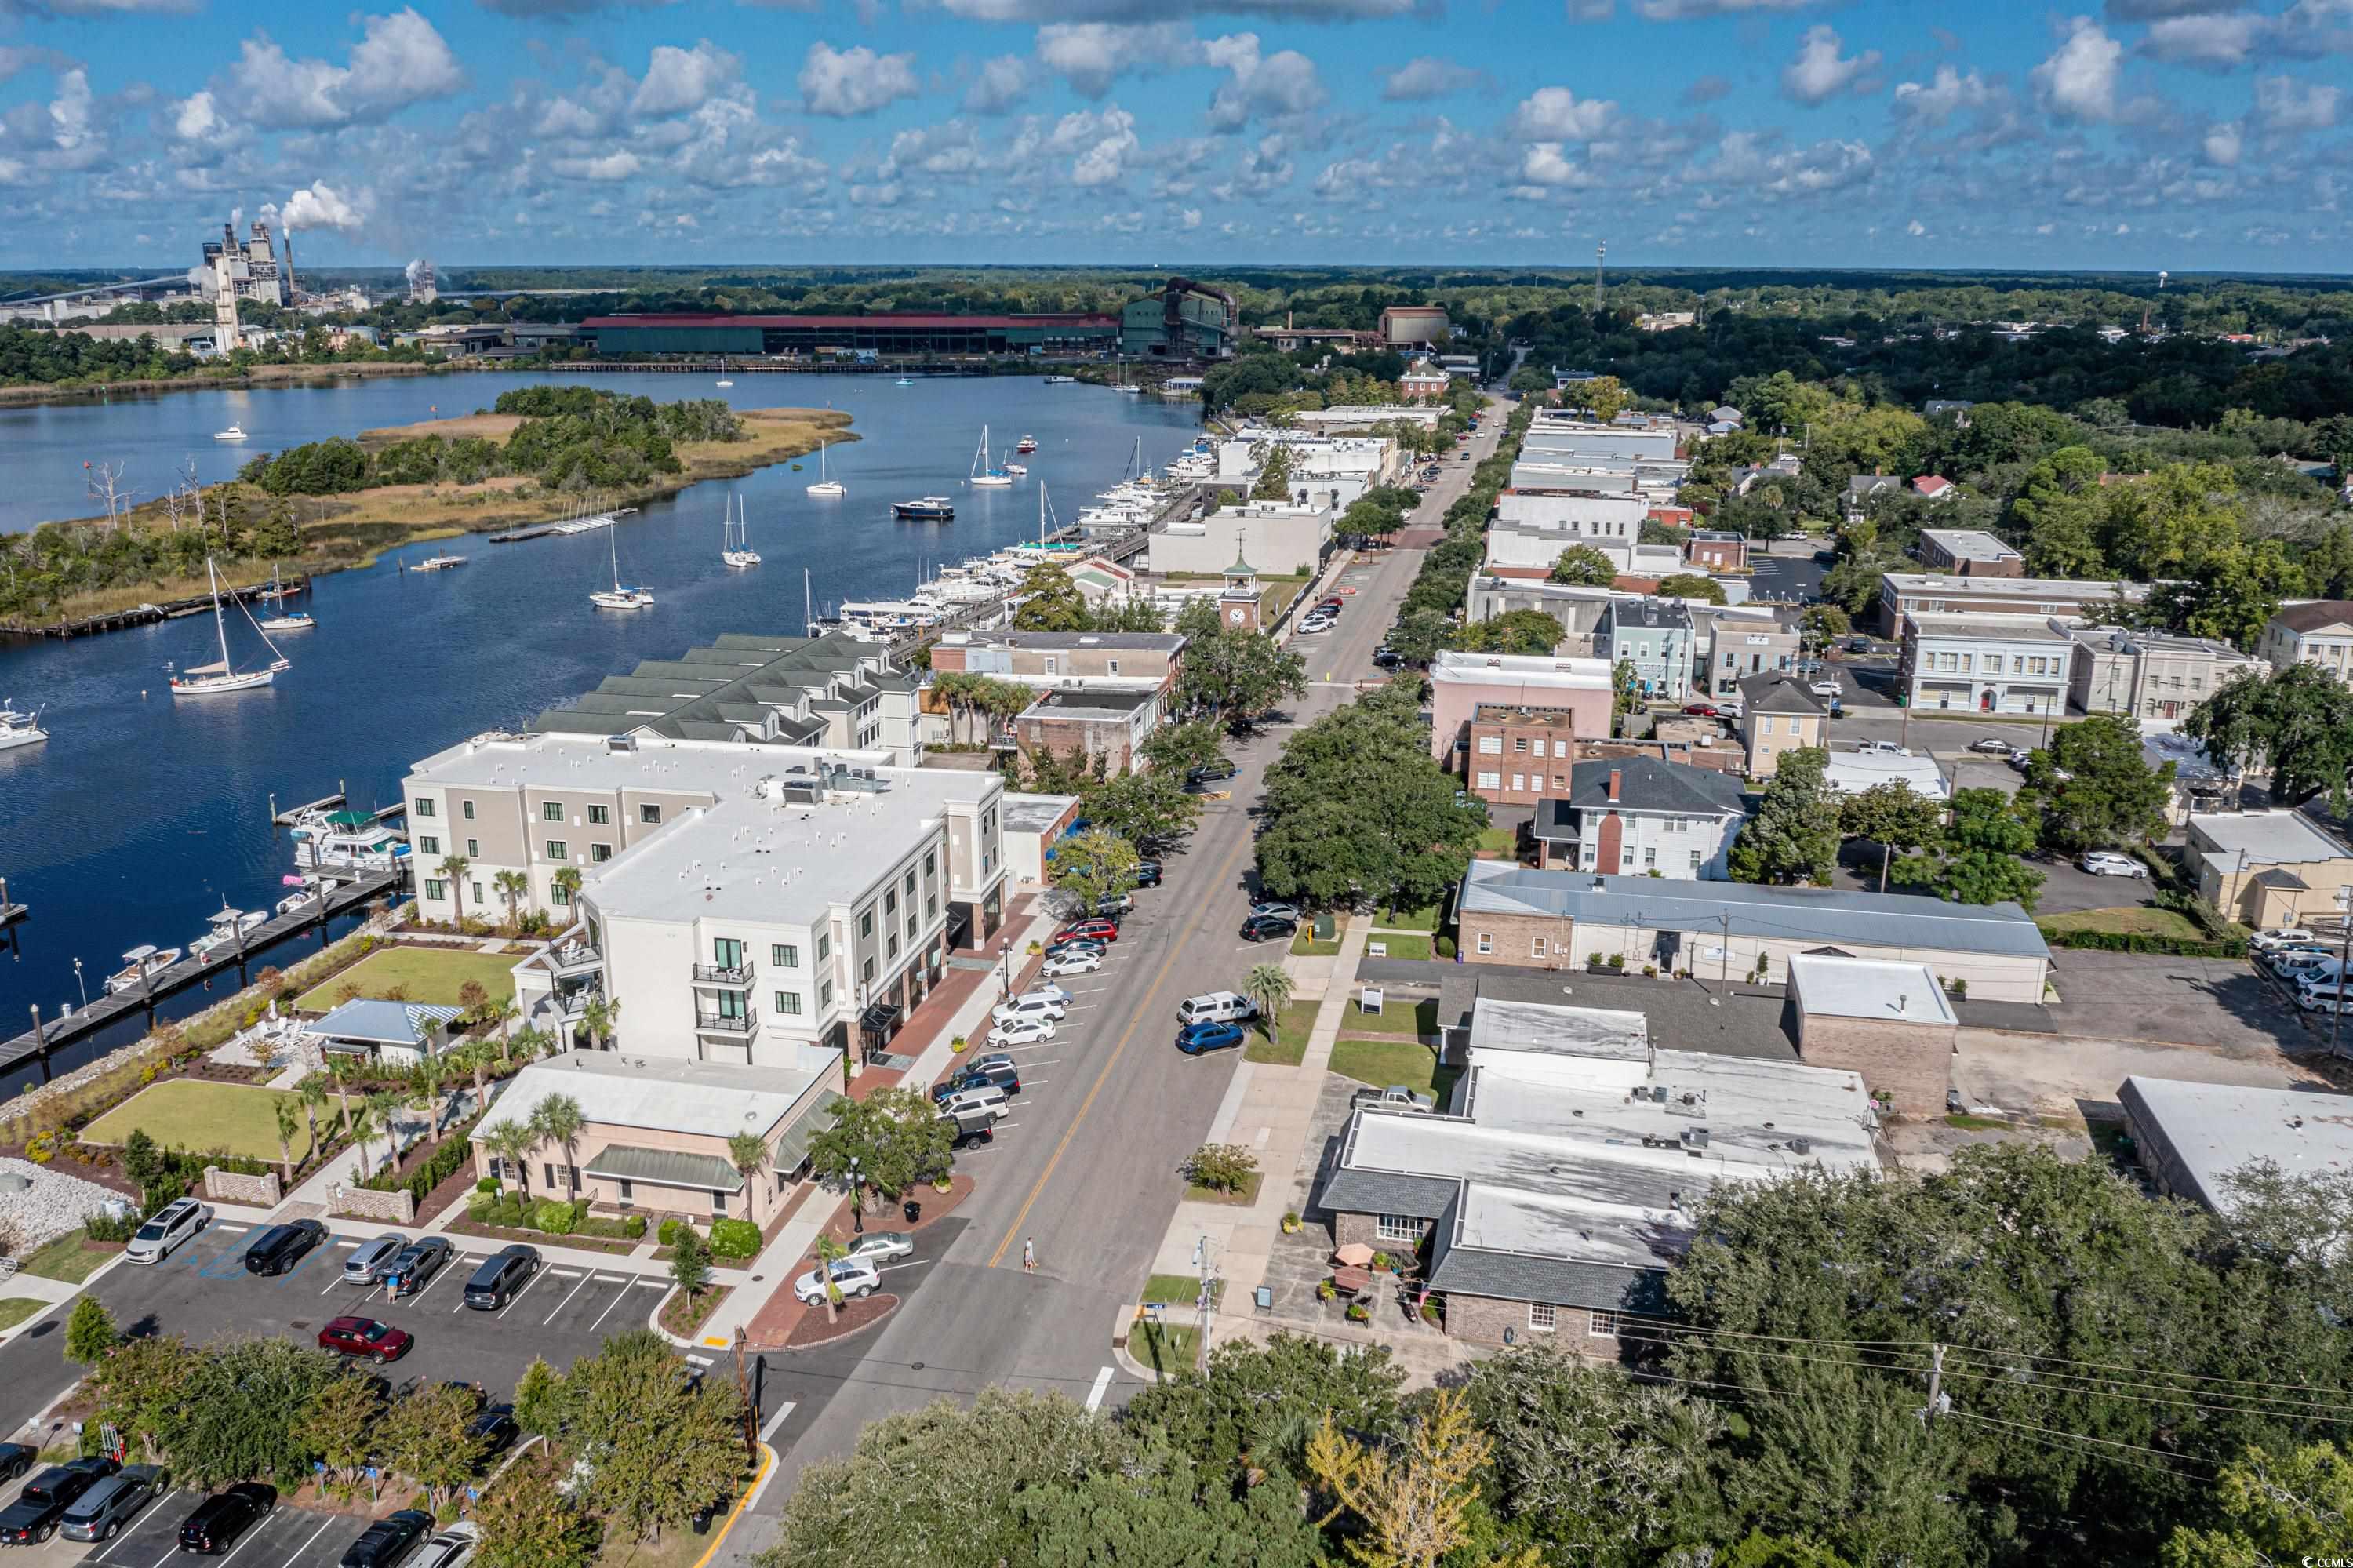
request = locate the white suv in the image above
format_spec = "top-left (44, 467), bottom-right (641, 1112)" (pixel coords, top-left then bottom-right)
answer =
top-left (2078, 851), bottom-right (2148, 879)
top-left (991, 991), bottom-right (1069, 1028)
top-left (940, 1083), bottom-right (1012, 1120)
top-left (125, 1197), bottom-right (213, 1264)
top-left (793, 1257), bottom-right (882, 1304)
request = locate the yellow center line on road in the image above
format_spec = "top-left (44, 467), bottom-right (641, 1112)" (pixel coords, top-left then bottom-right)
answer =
top-left (987, 813), bottom-right (1259, 1270)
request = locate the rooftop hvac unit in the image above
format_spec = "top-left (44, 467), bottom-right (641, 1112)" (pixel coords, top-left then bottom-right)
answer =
top-left (1681, 1126), bottom-right (1711, 1150)
top-left (606, 733), bottom-right (638, 753)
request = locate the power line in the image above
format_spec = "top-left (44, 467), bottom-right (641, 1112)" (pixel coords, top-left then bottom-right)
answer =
top-left (1938, 1355), bottom-right (2353, 1425)
top-left (1942, 1408), bottom-right (2219, 1482)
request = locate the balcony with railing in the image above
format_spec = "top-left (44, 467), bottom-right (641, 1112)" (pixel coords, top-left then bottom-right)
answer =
top-left (693, 1006), bottom-right (758, 1036)
top-left (692, 959), bottom-right (757, 988)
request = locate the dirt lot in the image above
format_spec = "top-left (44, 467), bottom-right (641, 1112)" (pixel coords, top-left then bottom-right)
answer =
top-left (2045, 947), bottom-right (2306, 1055)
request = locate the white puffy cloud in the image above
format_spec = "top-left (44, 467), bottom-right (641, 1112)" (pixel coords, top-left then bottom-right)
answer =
top-left (965, 55), bottom-right (1029, 114)
top-left (1780, 26), bottom-right (1880, 106)
top-left (2141, 12), bottom-right (2266, 66)
top-left (1057, 106), bottom-right (1141, 186)
top-left (1382, 56), bottom-right (1485, 101)
top-left (798, 42), bottom-right (921, 118)
top-left (2202, 119), bottom-right (2242, 166)
top-left (277, 180), bottom-right (367, 230)
top-left (47, 67), bottom-right (93, 151)
top-left (2031, 17), bottom-right (2123, 123)
top-left (1893, 64), bottom-right (1991, 124)
top-left (1202, 34), bottom-right (1326, 131)
top-left (848, 180), bottom-right (903, 206)
top-left (1036, 23), bottom-right (1195, 97)
top-left (631, 43), bottom-right (740, 119)
top-left (1504, 86), bottom-right (1616, 141)
top-left (554, 151), bottom-right (643, 181)
top-left (1216, 133), bottom-right (1293, 198)
top-left (1519, 143), bottom-right (1598, 187)
top-left (222, 9), bottom-right (464, 130)
top-left (1697, 130), bottom-right (1875, 198)
top-left (2257, 74), bottom-right (2340, 129)
top-left (170, 89), bottom-right (224, 141)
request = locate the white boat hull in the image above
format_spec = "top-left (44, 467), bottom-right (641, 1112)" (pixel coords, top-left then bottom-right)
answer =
top-left (0, 727), bottom-right (46, 750)
top-left (591, 591), bottom-right (653, 610)
top-left (970, 476), bottom-right (1013, 489)
top-left (257, 616), bottom-right (315, 631)
top-left (806, 482), bottom-right (846, 497)
top-left (172, 668), bottom-right (275, 696)
top-left (722, 551), bottom-right (762, 569)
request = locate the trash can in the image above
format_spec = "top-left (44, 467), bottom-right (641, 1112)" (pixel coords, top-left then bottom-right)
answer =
top-left (902, 1199), bottom-right (922, 1224)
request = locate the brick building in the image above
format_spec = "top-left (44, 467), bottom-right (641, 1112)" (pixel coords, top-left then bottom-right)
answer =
top-left (1786, 953), bottom-right (1957, 1120)
top-left (1012, 687), bottom-right (1163, 773)
top-left (1684, 530), bottom-right (1747, 573)
top-left (1464, 706), bottom-right (1581, 805)
top-left (1916, 529), bottom-right (2022, 577)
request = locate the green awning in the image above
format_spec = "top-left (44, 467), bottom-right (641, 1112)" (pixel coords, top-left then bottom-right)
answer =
top-left (584, 1144), bottom-right (743, 1193)
top-left (771, 1093), bottom-right (843, 1175)
top-left (323, 809), bottom-right (376, 827)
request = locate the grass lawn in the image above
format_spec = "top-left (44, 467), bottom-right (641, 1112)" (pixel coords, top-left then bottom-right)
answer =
top-left (2037, 906), bottom-right (2203, 941)
top-left (1372, 904), bottom-right (1442, 933)
top-left (1329, 1037), bottom-right (1460, 1107)
top-left (1363, 933), bottom-right (1434, 962)
top-left (1131, 1319), bottom-right (1200, 1377)
top-left (1246, 1001), bottom-right (1319, 1066)
top-left (84, 1079), bottom-right (318, 1162)
top-left (0, 1298), bottom-right (45, 1332)
top-left (1289, 930), bottom-right (1341, 958)
top-left (1260, 575), bottom-right (1309, 618)
top-left (1340, 997), bottom-right (1436, 1036)
top-left (294, 946), bottom-right (518, 1012)
top-left (1184, 1171), bottom-right (1265, 1206)
top-left (16, 1232), bottom-right (115, 1285)
top-left (1944, 1112), bottom-right (2007, 1131)
top-left (1475, 827), bottom-right (1516, 855)
top-left (1143, 1274), bottom-right (1224, 1307)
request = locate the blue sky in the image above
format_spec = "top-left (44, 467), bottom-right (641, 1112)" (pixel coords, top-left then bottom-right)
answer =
top-left (0, 0), bottom-right (2346, 272)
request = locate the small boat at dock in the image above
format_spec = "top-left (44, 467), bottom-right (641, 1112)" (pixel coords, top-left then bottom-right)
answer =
top-left (1015, 435), bottom-right (1038, 453)
top-left (411, 555), bottom-right (467, 572)
top-left (106, 944), bottom-right (181, 994)
top-left (0, 702), bottom-right (47, 751)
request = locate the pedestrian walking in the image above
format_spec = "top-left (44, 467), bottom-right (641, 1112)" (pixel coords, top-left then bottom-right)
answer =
top-left (1022, 1237), bottom-right (1035, 1274)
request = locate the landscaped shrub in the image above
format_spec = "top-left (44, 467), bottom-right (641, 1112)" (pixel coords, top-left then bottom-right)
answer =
top-left (83, 1210), bottom-right (136, 1243)
top-left (657, 1217), bottom-right (689, 1248)
top-left (623, 1214), bottom-right (646, 1239)
top-left (532, 1199), bottom-right (580, 1235)
top-left (475, 1176), bottom-right (499, 1195)
top-left (2035, 926), bottom-right (2247, 959)
top-left (708, 1218), bottom-right (761, 1259)
top-left (1435, 936), bottom-right (1456, 959)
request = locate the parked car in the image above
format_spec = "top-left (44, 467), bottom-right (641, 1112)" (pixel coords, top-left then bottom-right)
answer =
top-left (940, 1111), bottom-right (995, 1150)
top-left (1967, 737), bottom-right (2017, 755)
top-left (1351, 1084), bottom-right (1436, 1112)
top-left (318, 1315), bottom-right (414, 1364)
top-left (340, 1508), bottom-right (435, 1568)
top-left (1854, 740), bottom-right (1911, 756)
top-left (176, 1483), bottom-right (275, 1555)
top-left (464, 1408), bottom-right (520, 1461)
top-left (1249, 900), bottom-right (1302, 922)
top-left (384, 1235), bottom-right (454, 1299)
top-left (1297, 617), bottom-right (1333, 635)
top-left (463, 1246), bottom-right (540, 1312)
top-left (936, 1057), bottom-right (1021, 1101)
top-left (1317, 597), bottom-right (1344, 614)
top-left (991, 1016), bottom-right (1056, 1047)
top-left (2300, 983), bottom-right (2351, 1013)
top-left (342, 1232), bottom-right (410, 1287)
top-left (937, 1083), bottom-right (1011, 1121)
top-left (1093, 892), bottom-right (1136, 919)
top-left (1810, 678), bottom-right (1840, 697)
top-left (793, 1257), bottom-right (882, 1305)
top-left (125, 1196), bottom-right (212, 1264)
top-left (1041, 936), bottom-right (1105, 962)
top-left (1185, 761), bottom-right (1238, 791)
top-left (1132, 858), bottom-right (1162, 887)
top-left (242, 1218), bottom-right (327, 1277)
top-left (1042, 949), bottom-right (1102, 977)
top-left (1177, 991), bottom-right (1257, 1025)
top-left (0, 1444), bottom-right (31, 1486)
top-left (1681, 702), bottom-right (1721, 718)
top-left (411, 1522), bottom-right (480, 1568)
top-left (1373, 648), bottom-right (1404, 669)
top-left (2253, 927), bottom-right (2319, 951)
top-left (1176, 1020), bottom-right (1249, 1057)
top-left (0, 1460), bottom-right (114, 1545)
top-left (2078, 851), bottom-right (2148, 879)
top-left (991, 992), bottom-right (1067, 1028)
top-left (1053, 918), bottom-right (1119, 945)
top-left (1241, 913), bottom-right (1298, 942)
top-left (845, 1231), bottom-right (915, 1265)
top-left (59, 1464), bottom-right (165, 1544)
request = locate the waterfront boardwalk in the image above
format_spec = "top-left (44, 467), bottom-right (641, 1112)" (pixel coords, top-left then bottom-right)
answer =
top-left (0, 868), bottom-right (404, 1077)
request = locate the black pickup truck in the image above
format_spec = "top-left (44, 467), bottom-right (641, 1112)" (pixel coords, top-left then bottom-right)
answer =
top-left (0, 1457), bottom-right (118, 1544)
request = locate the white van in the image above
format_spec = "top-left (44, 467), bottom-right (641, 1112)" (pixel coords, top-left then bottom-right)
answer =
top-left (1178, 991), bottom-right (1258, 1026)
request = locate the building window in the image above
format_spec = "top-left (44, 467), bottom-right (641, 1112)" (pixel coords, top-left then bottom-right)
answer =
top-left (543, 801), bottom-right (564, 822)
top-left (639, 804), bottom-right (662, 825)
top-left (617, 1179), bottom-right (632, 1206)
top-left (1376, 1214), bottom-right (1420, 1242)
top-left (1530, 937), bottom-right (1545, 959)
top-left (712, 1191), bottom-right (728, 1217)
top-left (820, 979), bottom-right (834, 1007)
top-left (413, 799), bottom-right (435, 818)
top-left (1689, 850), bottom-right (1703, 871)
top-left (925, 850), bottom-right (936, 879)
top-left (417, 835), bottom-right (440, 856)
top-left (471, 881), bottom-right (484, 904)
top-left (591, 843), bottom-right (612, 863)
top-left (772, 944), bottom-right (798, 968)
top-left (1478, 736), bottom-right (1502, 755)
top-left (466, 839), bottom-right (479, 859)
top-left (861, 956), bottom-right (876, 985)
top-left (1644, 847), bottom-right (1657, 868)
top-left (1513, 737), bottom-right (1529, 753)
top-left (588, 805), bottom-right (610, 825)
top-left (1588, 1309), bottom-right (1620, 1337)
top-left (1476, 771), bottom-right (1500, 789)
top-left (860, 911), bottom-right (874, 939)
top-left (1475, 932), bottom-right (1493, 955)
top-left (904, 870), bottom-right (917, 898)
top-left (552, 882), bottom-right (572, 907)
top-left (544, 1162), bottom-right (558, 1188)
top-left (545, 841), bottom-right (567, 862)
top-left (927, 893), bottom-right (938, 918)
top-left (1510, 774), bottom-right (1523, 792)
top-left (424, 879), bottom-right (446, 901)
top-left (886, 889), bottom-right (898, 915)
top-left (888, 933), bottom-right (900, 960)
top-left (463, 800), bottom-right (475, 820)
top-left (906, 913), bottom-right (917, 941)
top-left (1528, 1303), bottom-right (1558, 1333)
top-left (817, 933), bottom-right (831, 962)
top-left (775, 991), bottom-right (802, 1017)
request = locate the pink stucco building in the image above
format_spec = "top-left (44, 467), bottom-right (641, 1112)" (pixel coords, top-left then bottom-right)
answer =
top-left (1429, 649), bottom-right (1617, 778)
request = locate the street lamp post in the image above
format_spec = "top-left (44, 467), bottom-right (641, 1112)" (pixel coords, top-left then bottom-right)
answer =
top-left (847, 1155), bottom-right (864, 1233)
top-left (71, 958), bottom-right (86, 1013)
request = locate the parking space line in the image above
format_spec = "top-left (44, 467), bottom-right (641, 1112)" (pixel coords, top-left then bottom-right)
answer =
top-left (146, 1540), bottom-right (179, 1568)
top-left (277, 1515), bottom-right (336, 1568)
top-left (877, 1257), bottom-right (933, 1273)
top-left (587, 1282), bottom-right (640, 1333)
top-left (1085, 1366), bottom-right (1115, 1411)
top-left (541, 1270), bottom-right (597, 1325)
top-left (216, 1509), bottom-right (276, 1566)
top-left (496, 1266), bottom-right (550, 1315)
top-left (758, 1399), bottom-right (798, 1442)
top-left (318, 1272), bottom-right (346, 1296)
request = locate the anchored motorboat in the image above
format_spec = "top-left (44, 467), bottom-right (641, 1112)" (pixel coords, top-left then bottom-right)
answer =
top-left (892, 496), bottom-right (955, 521)
top-left (213, 425), bottom-right (249, 442)
top-left (0, 701), bottom-right (47, 751)
top-left (105, 944), bottom-right (181, 995)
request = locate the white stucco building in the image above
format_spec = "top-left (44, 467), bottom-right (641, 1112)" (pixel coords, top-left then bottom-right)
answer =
top-left (1900, 613), bottom-right (2073, 715)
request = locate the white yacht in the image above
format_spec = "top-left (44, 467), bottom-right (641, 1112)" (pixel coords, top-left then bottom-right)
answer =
top-left (213, 425), bottom-right (249, 442)
top-left (105, 944), bottom-right (180, 995)
top-left (968, 427), bottom-right (1013, 489)
top-left (806, 441), bottom-right (846, 498)
top-left (169, 558), bottom-right (291, 697)
top-left (720, 494), bottom-right (762, 570)
top-left (412, 555), bottom-right (467, 571)
top-left (0, 702), bottom-right (47, 751)
top-left (590, 526), bottom-right (653, 610)
top-left (293, 813), bottom-right (409, 871)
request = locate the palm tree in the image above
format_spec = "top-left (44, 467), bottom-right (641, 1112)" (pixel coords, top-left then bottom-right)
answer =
top-left (456, 1041), bottom-right (488, 1122)
top-left (532, 1093), bottom-right (584, 1195)
top-left (1243, 962), bottom-right (1295, 1043)
top-left (488, 998), bottom-right (522, 1043)
top-left (728, 1132), bottom-right (770, 1227)
top-left (328, 1059), bottom-right (355, 1141)
top-left (551, 866), bottom-right (582, 916)
top-left (413, 1057), bottom-right (446, 1137)
top-left (492, 869), bottom-right (529, 932)
top-left (273, 1097), bottom-right (300, 1185)
top-left (435, 854), bottom-right (471, 928)
top-left (362, 1090), bottom-right (404, 1179)
top-left (812, 1232), bottom-right (848, 1325)
top-left (298, 1075), bottom-right (326, 1161)
top-left (578, 992), bottom-right (620, 1051)
top-left (486, 1120), bottom-right (536, 1196)
top-left (341, 1097), bottom-right (377, 1185)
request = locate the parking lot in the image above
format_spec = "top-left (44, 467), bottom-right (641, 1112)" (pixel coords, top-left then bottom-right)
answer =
top-left (0, 1474), bottom-right (372, 1568)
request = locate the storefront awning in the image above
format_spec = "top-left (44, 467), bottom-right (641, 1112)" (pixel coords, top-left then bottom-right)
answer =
top-left (583, 1144), bottom-right (744, 1193)
top-left (770, 1093), bottom-right (842, 1175)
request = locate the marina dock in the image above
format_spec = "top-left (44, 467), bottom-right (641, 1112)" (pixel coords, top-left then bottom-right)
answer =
top-left (0, 867), bottom-right (404, 1080)
top-left (9, 572), bottom-right (310, 642)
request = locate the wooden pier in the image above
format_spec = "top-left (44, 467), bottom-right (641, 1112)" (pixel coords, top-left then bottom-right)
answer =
top-left (0, 867), bottom-right (404, 1080)
top-left (8, 572), bottom-right (311, 642)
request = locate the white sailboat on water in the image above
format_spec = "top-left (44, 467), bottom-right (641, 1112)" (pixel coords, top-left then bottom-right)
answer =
top-left (169, 558), bottom-right (290, 696)
top-left (720, 493), bottom-right (762, 569)
top-left (589, 525), bottom-right (653, 610)
top-left (805, 442), bottom-right (846, 498)
top-left (969, 425), bottom-right (1013, 489)
top-left (255, 563), bottom-right (315, 632)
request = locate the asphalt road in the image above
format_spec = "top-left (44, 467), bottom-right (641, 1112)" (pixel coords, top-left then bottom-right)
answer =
top-left (722, 402), bottom-right (1511, 1559)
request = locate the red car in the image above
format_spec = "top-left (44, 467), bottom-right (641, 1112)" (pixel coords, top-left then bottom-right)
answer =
top-left (1682, 702), bottom-right (1721, 717)
top-left (1052, 919), bottom-right (1120, 945)
top-left (317, 1315), bottom-right (413, 1363)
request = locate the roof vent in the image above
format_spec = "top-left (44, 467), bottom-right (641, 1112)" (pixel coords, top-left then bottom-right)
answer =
top-left (1682, 1126), bottom-right (1711, 1150)
top-left (1791, 1137), bottom-right (1813, 1156)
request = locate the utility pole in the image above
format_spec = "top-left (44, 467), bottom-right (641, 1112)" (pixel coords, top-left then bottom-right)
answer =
top-left (1718, 911), bottom-right (1730, 987)
top-left (1594, 241), bottom-right (1606, 308)
top-left (1193, 1234), bottom-right (1213, 1377)
top-left (733, 1327), bottom-right (757, 1462)
top-left (1918, 1342), bottom-right (1948, 1424)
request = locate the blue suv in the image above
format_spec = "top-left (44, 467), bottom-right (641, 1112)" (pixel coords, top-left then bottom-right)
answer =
top-left (1176, 1020), bottom-right (1248, 1057)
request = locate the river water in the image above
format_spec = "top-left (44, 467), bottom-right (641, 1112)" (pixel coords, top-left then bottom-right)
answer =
top-left (0, 372), bottom-right (1201, 1069)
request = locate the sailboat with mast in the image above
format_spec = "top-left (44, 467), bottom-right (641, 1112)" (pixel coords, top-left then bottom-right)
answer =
top-left (721, 494), bottom-right (762, 569)
top-left (805, 441), bottom-right (846, 498)
top-left (589, 526), bottom-right (654, 610)
top-left (255, 563), bottom-right (314, 632)
top-left (169, 558), bottom-right (291, 695)
top-left (969, 426), bottom-right (1013, 489)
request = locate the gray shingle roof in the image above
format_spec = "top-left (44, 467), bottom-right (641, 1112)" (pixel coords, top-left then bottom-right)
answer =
top-left (1317, 1166), bottom-right (1460, 1220)
top-left (1426, 1245), bottom-right (1668, 1314)
top-left (1740, 673), bottom-right (1825, 714)
top-left (1536, 757), bottom-right (1748, 824)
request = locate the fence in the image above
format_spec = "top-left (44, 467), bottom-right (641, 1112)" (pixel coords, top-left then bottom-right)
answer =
top-left (202, 1166), bottom-right (282, 1207)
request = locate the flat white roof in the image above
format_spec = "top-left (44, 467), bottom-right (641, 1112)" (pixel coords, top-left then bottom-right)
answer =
top-left (1882, 572), bottom-right (2150, 602)
top-left (1919, 529), bottom-right (2022, 563)
top-left (1790, 953), bottom-right (1958, 1027)
top-left (474, 1051), bottom-right (826, 1143)
top-left (1904, 613), bottom-right (2071, 643)
top-left (1431, 650), bottom-right (1613, 689)
top-left (1824, 753), bottom-right (1951, 799)
top-left (1468, 998), bottom-right (1649, 1061)
top-left (2122, 1075), bottom-right (2353, 1212)
top-left (2190, 809), bottom-right (2349, 868)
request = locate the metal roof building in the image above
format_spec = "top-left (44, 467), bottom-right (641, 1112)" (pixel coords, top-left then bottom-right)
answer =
top-left (2119, 1075), bottom-right (2353, 1214)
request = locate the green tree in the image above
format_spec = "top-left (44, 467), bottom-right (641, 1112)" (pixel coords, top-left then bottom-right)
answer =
top-left (551, 864), bottom-right (583, 912)
top-left (1566, 373), bottom-right (1627, 423)
top-left (1138, 720), bottom-right (1227, 780)
top-left (492, 868), bottom-right (530, 928)
top-left (1728, 748), bottom-right (1838, 886)
top-left (2186, 661), bottom-right (2353, 810)
top-left (1448, 609), bottom-right (1565, 655)
top-left (1611, 658), bottom-right (1639, 723)
top-left (88, 1333), bottom-right (194, 1464)
top-left (531, 1092), bottom-right (585, 1195)
top-left (1818, 548), bottom-right (1899, 617)
top-left (1653, 572), bottom-right (1728, 604)
top-left (806, 1085), bottom-right (955, 1204)
top-left (1249, 443), bottom-right (1293, 501)
top-left (1174, 627), bottom-right (1307, 728)
top-left (435, 853), bottom-right (471, 927)
top-left (150, 1335), bottom-right (345, 1489)
top-left (2166, 1445), bottom-right (2353, 1566)
top-left (378, 1382), bottom-right (486, 1507)
top-left (668, 1224), bottom-right (711, 1296)
top-left (2010, 446), bottom-right (2109, 578)
top-left (563, 1330), bottom-right (746, 1544)
top-left (1549, 545), bottom-right (1617, 586)
top-left (511, 1356), bottom-right (567, 1437)
top-left (297, 1373), bottom-right (381, 1489)
top-left (1893, 788), bottom-right (2046, 909)
top-left (1306, 1387), bottom-right (1528, 1568)
top-left (1013, 562), bottom-right (1091, 632)
top-left (1242, 962), bottom-right (1293, 1041)
top-left (1798, 605), bottom-right (1852, 651)
top-left (1082, 770), bottom-right (1200, 853)
top-left (2024, 715), bottom-right (2176, 851)
top-left (64, 1297), bottom-right (118, 1366)
top-left (1018, 1457), bottom-right (1327, 1568)
top-left (1838, 781), bottom-right (1947, 893)
top-left (486, 1119), bottom-right (536, 1197)
top-left (1049, 826), bottom-right (1140, 921)
top-left (474, 1456), bottom-right (600, 1568)
top-left (2139, 536), bottom-right (2304, 647)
